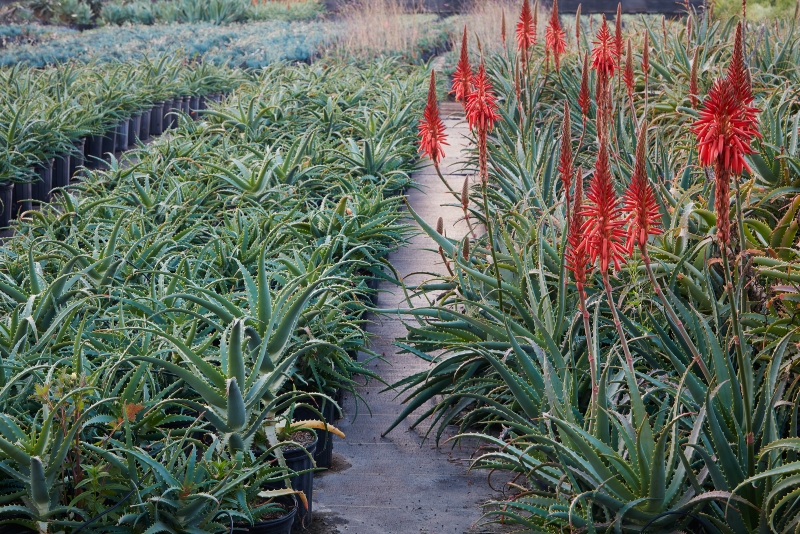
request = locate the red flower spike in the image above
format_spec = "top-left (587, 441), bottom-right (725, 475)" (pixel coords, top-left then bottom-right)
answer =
top-left (693, 73), bottom-right (760, 245)
top-left (727, 22), bottom-right (751, 104)
top-left (501, 9), bottom-right (507, 45)
top-left (614, 3), bottom-right (623, 60)
top-left (566, 170), bottom-right (588, 293)
top-left (516, 0), bottom-right (536, 51)
top-left (581, 133), bottom-right (627, 273)
top-left (623, 38), bottom-right (634, 99)
top-left (467, 62), bottom-right (499, 184)
top-left (591, 15), bottom-right (617, 81)
top-left (465, 63), bottom-right (500, 134)
top-left (532, 1), bottom-right (538, 44)
top-left (714, 160), bottom-right (732, 244)
top-left (545, 0), bottom-right (567, 71)
top-left (691, 76), bottom-right (760, 175)
top-left (418, 71), bottom-right (448, 166)
top-left (689, 47), bottom-right (699, 107)
top-left (575, 4), bottom-right (581, 44)
top-left (559, 101), bottom-right (574, 207)
top-left (622, 124), bottom-right (662, 252)
top-left (594, 60), bottom-right (610, 130)
top-left (578, 52), bottom-right (591, 118)
top-left (452, 26), bottom-right (472, 103)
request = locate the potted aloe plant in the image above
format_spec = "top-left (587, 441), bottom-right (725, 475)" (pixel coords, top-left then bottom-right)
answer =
top-left (88, 433), bottom-right (307, 534)
top-left (0, 152), bottom-right (16, 228)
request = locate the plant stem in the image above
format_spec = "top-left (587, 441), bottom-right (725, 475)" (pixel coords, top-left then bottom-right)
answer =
top-left (434, 163), bottom-right (459, 200)
top-left (721, 249), bottom-right (754, 478)
top-left (640, 246), bottom-right (712, 384)
top-left (602, 272), bottom-right (634, 373)
top-left (578, 287), bottom-right (597, 422)
top-left (481, 179), bottom-right (504, 313)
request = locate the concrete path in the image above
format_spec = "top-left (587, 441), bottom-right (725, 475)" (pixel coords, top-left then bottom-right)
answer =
top-left (312, 103), bottom-right (512, 534)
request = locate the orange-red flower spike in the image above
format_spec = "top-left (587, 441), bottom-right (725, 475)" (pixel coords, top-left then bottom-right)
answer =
top-left (451, 26), bottom-right (472, 103)
top-left (418, 71), bottom-right (448, 166)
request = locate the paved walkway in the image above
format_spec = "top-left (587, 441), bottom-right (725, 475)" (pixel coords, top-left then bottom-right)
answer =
top-left (312, 103), bottom-right (512, 534)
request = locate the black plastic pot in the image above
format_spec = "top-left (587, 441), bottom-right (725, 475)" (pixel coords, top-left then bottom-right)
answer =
top-left (1, 524), bottom-right (35, 534)
top-left (69, 138), bottom-right (86, 179)
top-left (287, 438), bottom-right (315, 530)
top-left (12, 181), bottom-right (31, 216)
top-left (85, 134), bottom-right (104, 169)
top-left (102, 128), bottom-right (117, 163)
top-left (128, 114), bottom-right (142, 147)
top-left (0, 183), bottom-right (13, 228)
top-left (198, 95), bottom-right (208, 111)
top-left (115, 119), bottom-right (129, 151)
top-left (52, 152), bottom-right (71, 190)
top-left (294, 400), bottom-right (337, 469)
top-left (182, 95), bottom-right (190, 115)
top-left (233, 506), bottom-right (297, 534)
top-left (31, 159), bottom-right (53, 203)
top-left (161, 98), bottom-right (173, 130)
top-left (150, 103), bottom-right (165, 136)
top-left (170, 98), bottom-right (183, 128)
top-left (334, 388), bottom-right (344, 414)
top-left (265, 438), bottom-right (316, 530)
top-left (140, 109), bottom-right (152, 141)
top-left (190, 95), bottom-right (200, 118)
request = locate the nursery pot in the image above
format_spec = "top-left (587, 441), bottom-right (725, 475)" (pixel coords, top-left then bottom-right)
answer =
top-left (294, 400), bottom-right (337, 469)
top-left (128, 114), bottom-right (142, 147)
top-left (198, 95), bottom-right (207, 111)
top-left (233, 505), bottom-right (297, 534)
top-left (69, 138), bottom-right (86, 179)
top-left (85, 134), bottom-right (104, 169)
top-left (31, 159), bottom-right (53, 203)
top-left (12, 181), bottom-right (31, 217)
top-left (181, 95), bottom-right (190, 115)
top-left (115, 119), bottom-right (129, 151)
top-left (150, 102), bottom-right (164, 136)
top-left (140, 109), bottom-right (152, 141)
top-left (162, 98), bottom-right (174, 130)
top-left (52, 152), bottom-right (71, 190)
top-left (0, 522), bottom-right (35, 534)
top-left (170, 98), bottom-right (183, 128)
top-left (334, 388), bottom-right (344, 413)
top-left (102, 127), bottom-right (117, 163)
top-left (0, 183), bottom-right (13, 228)
top-left (286, 438), bottom-right (316, 530)
top-left (189, 95), bottom-right (200, 118)
top-left (265, 437), bottom-right (317, 530)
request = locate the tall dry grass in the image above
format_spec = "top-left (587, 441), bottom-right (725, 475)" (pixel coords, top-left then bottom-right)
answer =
top-left (457, 0), bottom-right (519, 56)
top-left (453, 0), bottom-right (555, 60)
top-left (333, 0), bottom-right (441, 58)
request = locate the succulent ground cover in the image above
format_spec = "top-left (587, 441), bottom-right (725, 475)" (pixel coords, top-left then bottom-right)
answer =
top-left (0, 59), bottom-right (423, 532)
top-left (0, 21), bottom-right (333, 68)
top-left (399, 3), bottom-right (800, 532)
top-left (0, 57), bottom-right (238, 190)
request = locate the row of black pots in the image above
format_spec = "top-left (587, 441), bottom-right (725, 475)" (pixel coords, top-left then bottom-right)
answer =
top-left (259, 389), bottom-right (344, 533)
top-left (0, 92), bottom-right (228, 229)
